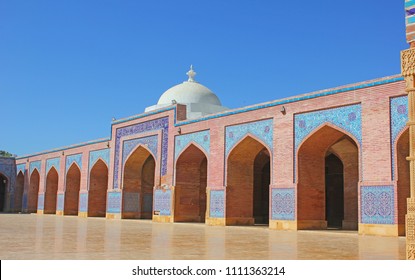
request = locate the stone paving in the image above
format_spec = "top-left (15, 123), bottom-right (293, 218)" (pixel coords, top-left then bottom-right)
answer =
top-left (0, 214), bottom-right (406, 260)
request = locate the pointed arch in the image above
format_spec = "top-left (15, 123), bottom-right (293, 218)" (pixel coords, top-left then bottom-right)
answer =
top-left (44, 166), bottom-right (59, 214)
top-left (396, 128), bottom-right (410, 235)
top-left (0, 173), bottom-right (8, 212)
top-left (14, 171), bottom-right (25, 212)
top-left (64, 163), bottom-right (81, 215)
top-left (226, 135), bottom-right (271, 225)
top-left (28, 169), bottom-right (40, 213)
top-left (88, 159), bottom-right (108, 217)
top-left (297, 124), bottom-right (359, 230)
top-left (174, 143), bottom-right (208, 223)
top-left (122, 145), bottom-right (155, 219)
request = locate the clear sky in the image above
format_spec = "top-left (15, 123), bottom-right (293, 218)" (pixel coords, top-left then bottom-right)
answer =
top-left (0, 0), bottom-right (409, 156)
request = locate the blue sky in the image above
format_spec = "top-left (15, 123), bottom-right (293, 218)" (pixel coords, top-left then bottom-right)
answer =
top-left (0, 0), bottom-right (409, 156)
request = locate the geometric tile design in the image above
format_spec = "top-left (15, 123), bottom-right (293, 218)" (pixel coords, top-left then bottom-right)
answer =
top-left (271, 188), bottom-right (295, 220)
top-left (0, 157), bottom-right (16, 192)
top-left (295, 104), bottom-right (362, 151)
top-left (175, 130), bottom-right (210, 160)
top-left (65, 153), bottom-right (82, 173)
top-left (46, 157), bottom-right (60, 174)
top-left (122, 135), bottom-right (158, 165)
top-left (225, 119), bottom-right (273, 156)
top-left (209, 190), bottom-right (225, 218)
top-left (390, 96), bottom-right (408, 180)
top-left (37, 193), bottom-right (44, 211)
top-left (16, 163), bottom-right (26, 175)
top-left (361, 186), bottom-right (395, 225)
top-left (113, 117), bottom-right (169, 189)
top-left (29, 161), bottom-right (41, 175)
top-left (154, 189), bottom-right (171, 216)
top-left (89, 149), bottom-right (110, 172)
top-left (79, 193), bottom-right (88, 212)
top-left (107, 191), bottom-right (122, 214)
top-left (57, 194), bottom-right (64, 211)
top-left (123, 192), bottom-right (140, 212)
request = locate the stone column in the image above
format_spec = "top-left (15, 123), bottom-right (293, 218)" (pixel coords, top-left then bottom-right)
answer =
top-left (401, 48), bottom-right (415, 260)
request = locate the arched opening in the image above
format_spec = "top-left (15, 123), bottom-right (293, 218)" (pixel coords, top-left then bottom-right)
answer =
top-left (14, 171), bottom-right (24, 212)
top-left (28, 169), bottom-right (40, 213)
top-left (0, 173), bottom-right (7, 212)
top-left (122, 146), bottom-right (155, 219)
top-left (297, 125), bottom-right (359, 230)
top-left (174, 144), bottom-right (208, 223)
top-left (397, 129), bottom-right (410, 236)
top-left (64, 164), bottom-right (81, 215)
top-left (44, 167), bottom-right (59, 214)
top-left (88, 159), bottom-right (108, 217)
top-left (226, 136), bottom-right (271, 225)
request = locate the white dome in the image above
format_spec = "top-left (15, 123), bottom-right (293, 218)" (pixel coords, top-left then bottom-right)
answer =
top-left (157, 81), bottom-right (222, 106)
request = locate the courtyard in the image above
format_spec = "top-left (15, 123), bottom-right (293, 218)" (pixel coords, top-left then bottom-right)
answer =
top-left (0, 213), bottom-right (406, 260)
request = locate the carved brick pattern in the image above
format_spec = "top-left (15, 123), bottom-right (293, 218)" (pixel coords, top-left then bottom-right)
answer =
top-left (408, 244), bottom-right (415, 260)
top-left (401, 48), bottom-right (415, 76)
top-left (408, 200), bottom-right (415, 212)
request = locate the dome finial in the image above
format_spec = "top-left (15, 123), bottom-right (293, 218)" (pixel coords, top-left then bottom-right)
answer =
top-left (186, 65), bottom-right (196, 82)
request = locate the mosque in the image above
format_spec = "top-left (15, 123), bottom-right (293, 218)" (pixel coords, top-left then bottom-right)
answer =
top-left (0, 65), bottom-right (409, 237)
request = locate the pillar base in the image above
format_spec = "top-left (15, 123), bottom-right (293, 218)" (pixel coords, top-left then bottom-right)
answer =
top-left (153, 215), bottom-right (173, 223)
top-left (106, 213), bottom-right (122, 219)
top-left (358, 223), bottom-right (399, 236)
top-left (269, 220), bottom-right (297, 230)
top-left (36, 210), bottom-right (44, 215)
top-left (406, 211), bottom-right (415, 259)
top-left (206, 217), bottom-right (225, 226)
top-left (297, 220), bottom-right (327, 230)
top-left (56, 210), bottom-right (64, 216)
top-left (78, 212), bottom-right (88, 218)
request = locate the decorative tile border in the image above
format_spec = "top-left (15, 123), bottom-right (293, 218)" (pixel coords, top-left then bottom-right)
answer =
top-left (154, 189), bottom-right (171, 216)
top-left (225, 119), bottom-right (273, 156)
top-left (37, 193), bottom-right (44, 211)
top-left (390, 96), bottom-right (408, 180)
top-left (122, 135), bottom-right (158, 165)
top-left (113, 117), bottom-right (169, 189)
top-left (209, 190), bottom-right (225, 218)
top-left (66, 154), bottom-right (82, 173)
top-left (57, 194), bottom-right (64, 211)
top-left (46, 157), bottom-right (60, 174)
top-left (107, 191), bottom-right (122, 213)
top-left (16, 164), bottom-right (26, 175)
top-left (79, 193), bottom-right (88, 212)
top-left (271, 188), bottom-right (295, 220)
top-left (175, 130), bottom-right (210, 160)
top-left (29, 161), bottom-right (41, 175)
top-left (89, 149), bottom-right (110, 172)
top-left (361, 186), bottom-right (395, 225)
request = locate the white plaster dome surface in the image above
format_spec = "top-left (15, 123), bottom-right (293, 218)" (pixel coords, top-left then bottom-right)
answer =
top-left (145, 66), bottom-right (228, 119)
top-left (157, 81), bottom-right (222, 106)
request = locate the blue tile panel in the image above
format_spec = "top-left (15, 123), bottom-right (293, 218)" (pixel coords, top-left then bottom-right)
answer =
top-left (123, 192), bottom-right (140, 212)
top-left (57, 194), bottom-right (64, 211)
top-left (37, 194), bottom-right (44, 211)
top-left (175, 130), bottom-right (210, 160)
top-left (271, 188), bottom-right (295, 220)
top-left (66, 154), bottom-right (82, 173)
top-left (390, 96), bottom-right (408, 180)
top-left (154, 189), bottom-right (171, 216)
top-left (225, 119), bottom-right (273, 156)
top-left (122, 135), bottom-right (158, 165)
top-left (209, 190), bottom-right (225, 218)
top-left (361, 186), bottom-right (395, 225)
top-left (16, 164), bottom-right (26, 175)
top-left (79, 193), bottom-right (88, 212)
top-left (46, 157), bottom-right (60, 174)
top-left (107, 191), bottom-right (122, 213)
top-left (113, 117), bottom-right (169, 189)
top-left (89, 149), bottom-right (110, 172)
top-left (29, 161), bottom-right (41, 175)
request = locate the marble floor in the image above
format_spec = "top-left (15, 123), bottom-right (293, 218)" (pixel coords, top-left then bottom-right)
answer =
top-left (0, 214), bottom-right (406, 260)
